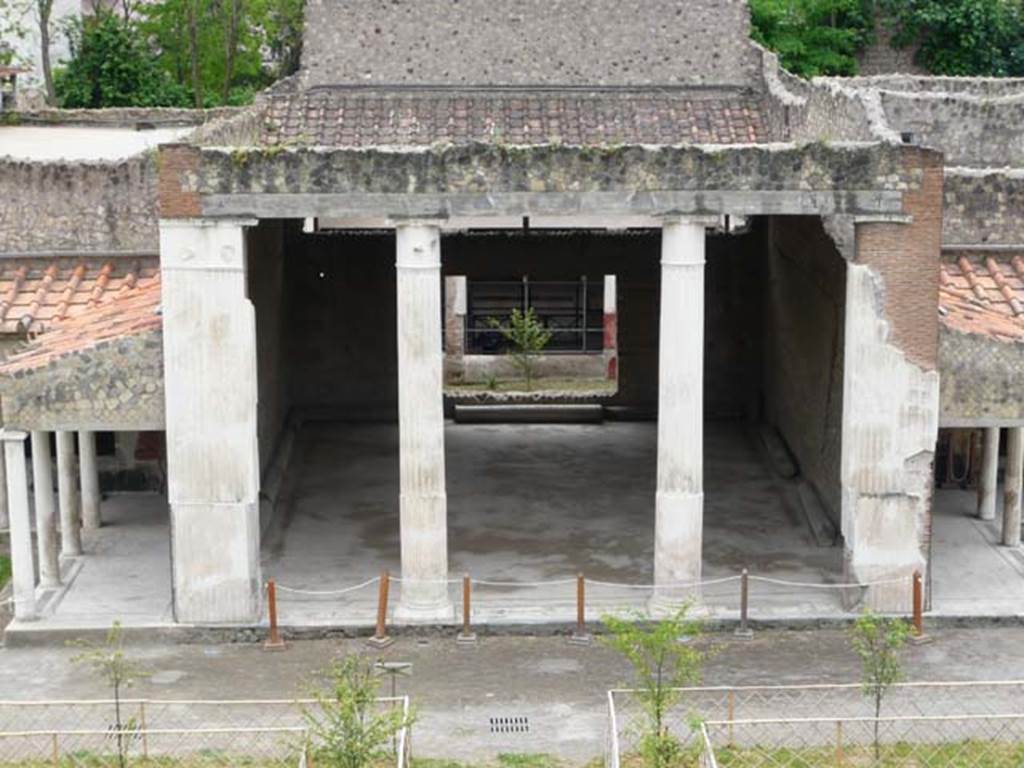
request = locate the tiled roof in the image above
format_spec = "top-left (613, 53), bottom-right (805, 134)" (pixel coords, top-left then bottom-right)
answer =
top-left (939, 254), bottom-right (1024, 342)
top-left (262, 88), bottom-right (772, 147)
top-left (0, 275), bottom-right (161, 374)
top-left (0, 257), bottom-right (158, 336)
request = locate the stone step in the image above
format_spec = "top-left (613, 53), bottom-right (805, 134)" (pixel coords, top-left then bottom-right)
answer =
top-left (453, 404), bottom-right (604, 424)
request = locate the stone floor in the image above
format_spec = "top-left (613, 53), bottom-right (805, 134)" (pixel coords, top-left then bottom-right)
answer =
top-left (7, 421), bottom-right (1024, 637)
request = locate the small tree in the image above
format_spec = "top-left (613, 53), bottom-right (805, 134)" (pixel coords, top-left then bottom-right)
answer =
top-left (601, 607), bottom-right (706, 768)
top-left (488, 307), bottom-right (552, 391)
top-left (850, 610), bottom-right (910, 761)
top-left (301, 655), bottom-right (415, 768)
top-left (72, 622), bottom-right (146, 768)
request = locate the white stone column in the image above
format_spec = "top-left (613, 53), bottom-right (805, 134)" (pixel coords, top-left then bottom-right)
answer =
top-left (160, 219), bottom-right (261, 624)
top-left (79, 431), bottom-right (101, 530)
top-left (0, 441), bottom-right (8, 534)
top-left (4, 431), bottom-right (36, 620)
top-left (978, 427), bottom-right (999, 522)
top-left (56, 430), bottom-right (82, 557)
top-left (31, 431), bottom-right (59, 588)
top-left (603, 274), bottom-right (618, 381)
top-left (1003, 427), bottom-right (1023, 547)
top-left (652, 218), bottom-right (707, 612)
top-left (395, 222), bottom-right (453, 621)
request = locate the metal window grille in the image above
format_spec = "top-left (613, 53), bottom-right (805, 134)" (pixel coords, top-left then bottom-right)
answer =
top-left (465, 277), bottom-right (604, 354)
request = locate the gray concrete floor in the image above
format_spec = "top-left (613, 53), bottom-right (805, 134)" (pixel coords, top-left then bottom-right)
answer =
top-left (3, 629), bottom-right (1024, 763)
top-left (9, 422), bottom-right (1024, 634)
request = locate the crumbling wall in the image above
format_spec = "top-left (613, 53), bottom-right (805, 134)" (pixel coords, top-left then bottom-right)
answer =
top-left (939, 326), bottom-right (1024, 425)
top-left (764, 216), bottom-right (846, 522)
top-left (0, 330), bottom-right (164, 431)
top-left (301, 0), bottom-right (760, 89)
top-left (0, 156), bottom-right (158, 253)
top-left (944, 170), bottom-right (1024, 245)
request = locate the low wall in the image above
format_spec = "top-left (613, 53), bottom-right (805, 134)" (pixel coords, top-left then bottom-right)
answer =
top-left (455, 353), bottom-right (606, 384)
top-left (944, 170), bottom-right (1024, 246)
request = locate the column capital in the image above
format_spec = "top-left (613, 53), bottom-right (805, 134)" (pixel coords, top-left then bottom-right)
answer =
top-left (661, 218), bottom-right (709, 268)
top-left (0, 429), bottom-right (28, 442)
top-left (395, 222), bottom-right (442, 270)
top-left (661, 214), bottom-right (720, 228)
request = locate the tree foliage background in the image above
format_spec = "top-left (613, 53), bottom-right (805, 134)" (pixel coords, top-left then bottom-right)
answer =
top-left (752, 0), bottom-right (1024, 78)
top-left (53, 0), bottom-right (302, 108)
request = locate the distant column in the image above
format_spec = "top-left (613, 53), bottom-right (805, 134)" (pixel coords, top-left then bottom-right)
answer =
top-left (56, 430), bottom-right (82, 556)
top-left (977, 427), bottom-right (999, 522)
top-left (395, 222), bottom-right (453, 622)
top-left (603, 274), bottom-right (618, 381)
top-left (652, 218), bottom-right (708, 613)
top-left (1003, 427), bottom-right (1023, 547)
top-left (443, 275), bottom-right (467, 384)
top-left (4, 431), bottom-right (36, 620)
top-left (79, 431), bottom-right (101, 530)
top-left (31, 431), bottom-right (60, 588)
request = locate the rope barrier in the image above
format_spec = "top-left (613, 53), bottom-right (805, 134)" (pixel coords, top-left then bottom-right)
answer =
top-left (473, 578), bottom-right (579, 588)
top-left (274, 577), bottom-right (380, 597)
top-left (585, 575), bottom-right (743, 590)
top-left (748, 575), bottom-right (908, 590)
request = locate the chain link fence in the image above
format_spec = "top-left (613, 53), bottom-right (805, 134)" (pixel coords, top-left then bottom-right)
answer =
top-left (0, 698), bottom-right (411, 768)
top-left (607, 682), bottom-right (1024, 767)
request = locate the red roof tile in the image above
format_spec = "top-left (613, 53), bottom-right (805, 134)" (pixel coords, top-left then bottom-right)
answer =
top-left (262, 88), bottom-right (773, 147)
top-left (0, 257), bottom-right (158, 336)
top-left (0, 276), bottom-right (161, 374)
top-left (940, 254), bottom-right (1024, 342)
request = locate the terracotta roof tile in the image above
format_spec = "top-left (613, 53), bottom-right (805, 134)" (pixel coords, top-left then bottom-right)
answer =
top-left (262, 88), bottom-right (774, 147)
top-left (940, 254), bottom-right (1024, 342)
top-left (0, 257), bottom-right (158, 336)
top-left (0, 276), bottom-right (161, 375)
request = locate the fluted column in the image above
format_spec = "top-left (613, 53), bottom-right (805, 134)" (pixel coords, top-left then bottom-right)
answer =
top-left (978, 427), bottom-right (999, 522)
top-left (79, 431), bottom-right (101, 530)
top-left (56, 430), bottom-right (81, 557)
top-left (395, 222), bottom-right (452, 621)
top-left (31, 431), bottom-right (59, 588)
top-left (1004, 427), bottom-right (1023, 547)
top-left (652, 218), bottom-right (708, 613)
top-left (4, 430), bottom-right (36, 620)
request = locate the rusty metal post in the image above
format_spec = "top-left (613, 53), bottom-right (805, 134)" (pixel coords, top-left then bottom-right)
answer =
top-left (457, 573), bottom-right (477, 645)
top-left (734, 568), bottom-right (753, 639)
top-left (570, 573), bottom-right (591, 645)
top-left (910, 570), bottom-right (930, 645)
top-left (368, 569), bottom-right (394, 648)
top-left (727, 690), bottom-right (736, 746)
top-left (263, 580), bottom-right (286, 651)
top-left (835, 720), bottom-right (844, 766)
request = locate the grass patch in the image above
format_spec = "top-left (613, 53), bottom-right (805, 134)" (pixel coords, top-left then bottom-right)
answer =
top-left (0, 553), bottom-right (10, 589)
top-left (446, 377), bottom-right (617, 395)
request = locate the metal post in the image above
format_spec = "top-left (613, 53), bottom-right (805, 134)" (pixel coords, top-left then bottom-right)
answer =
top-left (263, 579), bottom-right (286, 651)
top-left (368, 569), bottom-right (394, 648)
top-left (835, 720), bottom-right (844, 767)
top-left (139, 701), bottom-right (149, 758)
top-left (734, 568), bottom-right (753, 639)
top-left (457, 573), bottom-right (477, 645)
top-left (727, 690), bottom-right (735, 747)
top-left (570, 573), bottom-right (591, 645)
top-left (51, 733), bottom-right (59, 768)
top-left (910, 570), bottom-right (929, 644)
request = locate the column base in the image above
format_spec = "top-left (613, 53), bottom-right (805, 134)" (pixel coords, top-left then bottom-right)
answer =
top-left (652, 490), bottom-right (703, 616)
top-left (394, 597), bottom-right (455, 624)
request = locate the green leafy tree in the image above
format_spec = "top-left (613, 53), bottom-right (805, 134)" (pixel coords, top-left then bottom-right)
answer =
top-left (601, 607), bottom-right (707, 768)
top-left (850, 610), bottom-right (910, 761)
top-left (750, 0), bottom-right (876, 77)
top-left (301, 655), bottom-right (415, 768)
top-left (72, 622), bottom-right (147, 768)
top-left (488, 307), bottom-right (553, 392)
top-left (55, 11), bottom-right (188, 107)
top-left (881, 0), bottom-right (1024, 76)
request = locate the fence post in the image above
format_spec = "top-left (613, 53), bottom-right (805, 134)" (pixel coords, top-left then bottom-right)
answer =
top-left (570, 573), bottom-right (591, 645)
top-left (368, 569), bottom-right (394, 648)
top-left (835, 720), bottom-right (844, 767)
top-left (139, 701), bottom-right (149, 758)
top-left (910, 570), bottom-right (930, 645)
top-left (727, 689), bottom-right (735, 747)
top-left (734, 568), bottom-right (753, 639)
top-left (457, 573), bottom-right (477, 645)
top-left (51, 733), bottom-right (59, 768)
top-left (263, 579), bottom-right (286, 651)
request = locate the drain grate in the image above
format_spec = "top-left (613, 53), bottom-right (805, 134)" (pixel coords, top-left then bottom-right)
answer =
top-left (490, 716), bottom-right (530, 734)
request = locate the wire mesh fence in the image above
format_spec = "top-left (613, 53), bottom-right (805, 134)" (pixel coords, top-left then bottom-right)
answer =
top-left (0, 698), bottom-right (411, 768)
top-left (606, 683), bottom-right (1024, 768)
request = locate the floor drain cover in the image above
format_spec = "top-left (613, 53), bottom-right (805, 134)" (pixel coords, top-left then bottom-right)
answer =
top-left (490, 716), bottom-right (530, 734)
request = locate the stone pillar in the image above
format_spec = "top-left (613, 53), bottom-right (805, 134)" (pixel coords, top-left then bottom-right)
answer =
top-left (79, 431), bottom-right (101, 530)
top-left (31, 431), bottom-right (59, 588)
top-left (977, 427), bottom-right (999, 522)
top-left (4, 431), bottom-right (36, 620)
top-left (0, 438), bottom-right (8, 533)
top-left (1003, 427), bottom-right (1023, 547)
top-left (443, 275), bottom-right (467, 384)
top-left (395, 222), bottom-right (453, 621)
top-left (603, 274), bottom-right (618, 381)
top-left (652, 219), bottom-right (707, 612)
top-left (56, 430), bottom-right (82, 557)
top-left (160, 219), bottom-right (261, 624)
